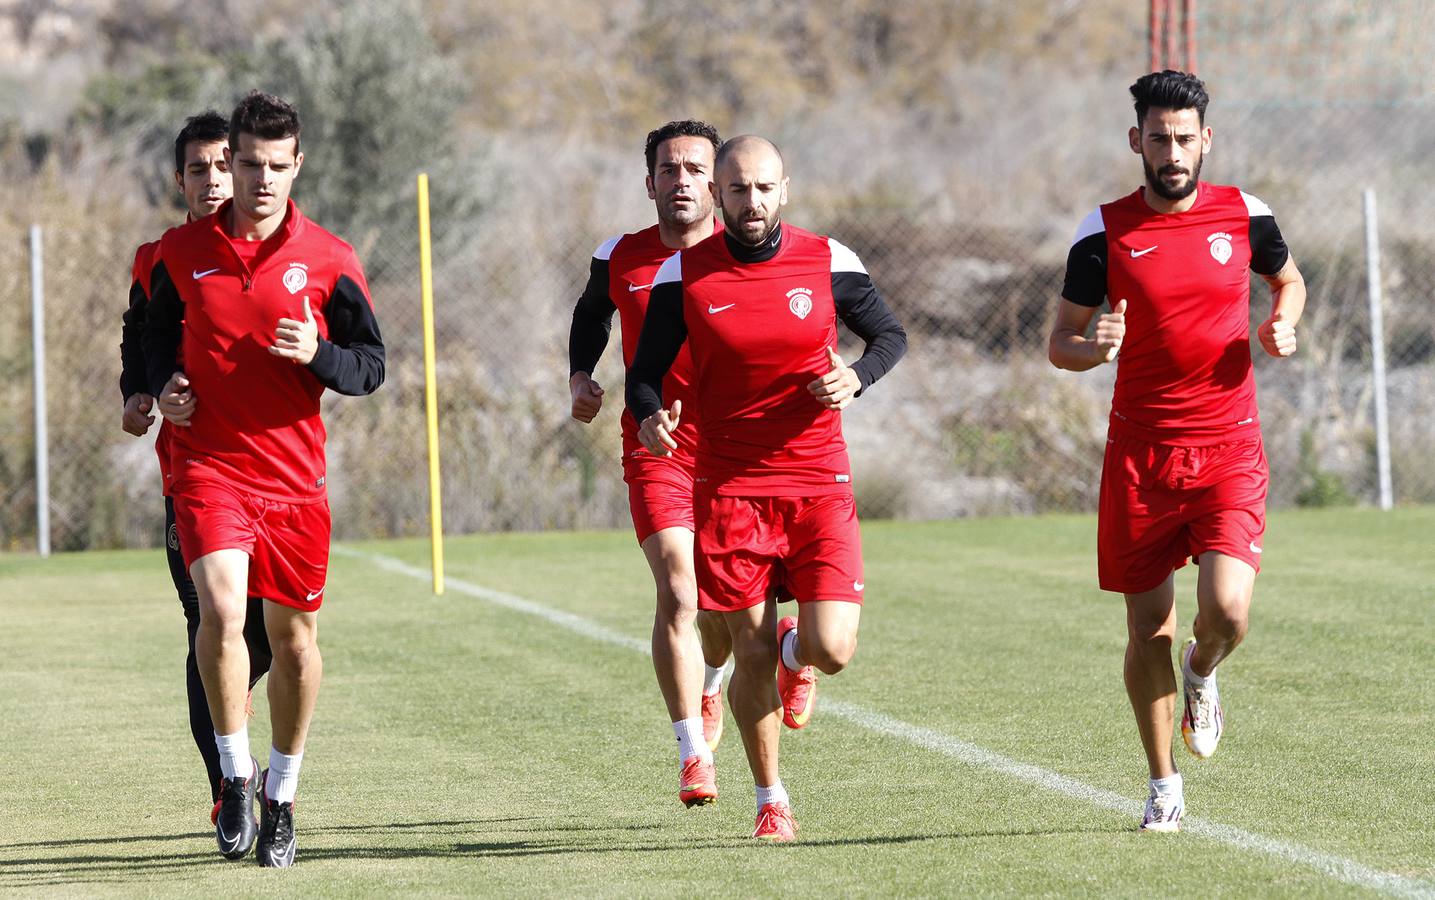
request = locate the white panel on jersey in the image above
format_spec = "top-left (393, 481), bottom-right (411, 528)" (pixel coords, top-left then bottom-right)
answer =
top-left (592, 235), bottom-right (622, 261)
top-left (653, 251), bottom-right (683, 285)
top-left (1240, 191), bottom-right (1274, 218)
top-left (828, 237), bottom-right (868, 274)
top-left (1071, 208), bottom-right (1105, 245)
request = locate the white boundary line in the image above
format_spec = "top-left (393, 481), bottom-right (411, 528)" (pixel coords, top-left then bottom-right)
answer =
top-left (336, 547), bottom-right (1434, 898)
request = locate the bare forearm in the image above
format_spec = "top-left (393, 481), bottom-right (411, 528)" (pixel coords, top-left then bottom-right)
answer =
top-left (1270, 279), bottom-right (1306, 327)
top-left (1048, 331), bottom-right (1107, 371)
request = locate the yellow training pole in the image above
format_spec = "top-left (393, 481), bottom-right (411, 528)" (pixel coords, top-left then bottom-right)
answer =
top-left (417, 173), bottom-right (445, 595)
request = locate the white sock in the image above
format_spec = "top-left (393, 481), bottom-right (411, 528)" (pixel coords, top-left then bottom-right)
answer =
top-left (1150, 772), bottom-right (1183, 797)
top-left (780, 628), bottom-right (802, 673)
top-left (214, 728), bottom-right (253, 781)
top-left (702, 663), bottom-right (726, 696)
top-left (265, 747), bottom-right (303, 804)
top-left (1182, 643), bottom-right (1213, 686)
top-left (755, 780), bottom-right (790, 810)
top-left (673, 717), bottom-right (711, 765)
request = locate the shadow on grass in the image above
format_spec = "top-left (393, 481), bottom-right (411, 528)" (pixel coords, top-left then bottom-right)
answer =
top-left (0, 819), bottom-right (1127, 887)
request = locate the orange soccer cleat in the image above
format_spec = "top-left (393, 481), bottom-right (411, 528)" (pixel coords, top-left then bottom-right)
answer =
top-left (678, 755), bottom-right (717, 808)
top-left (776, 616), bottom-right (817, 729)
top-left (701, 690), bottom-right (724, 752)
top-left (752, 802), bottom-right (798, 842)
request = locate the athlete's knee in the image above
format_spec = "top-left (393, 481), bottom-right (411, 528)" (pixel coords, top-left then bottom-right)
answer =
top-left (1127, 618), bottom-right (1174, 655)
top-left (198, 605), bottom-right (246, 640)
top-left (804, 631), bottom-right (857, 675)
top-left (654, 579), bottom-right (698, 627)
top-left (730, 631), bottom-right (777, 673)
top-left (1199, 604), bottom-right (1249, 645)
top-left (269, 627), bottom-right (319, 673)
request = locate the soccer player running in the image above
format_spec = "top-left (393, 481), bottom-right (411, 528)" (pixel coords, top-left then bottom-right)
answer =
top-left (1048, 71), bottom-right (1305, 832)
top-left (568, 120), bottom-right (734, 808)
top-left (143, 91), bottom-right (385, 866)
top-left (119, 111), bottom-right (275, 821)
top-left (627, 135), bottom-right (907, 840)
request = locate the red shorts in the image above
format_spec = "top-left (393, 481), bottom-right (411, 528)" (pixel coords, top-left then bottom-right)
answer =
top-left (1098, 432), bottom-right (1267, 594)
top-left (173, 478), bottom-right (331, 611)
top-left (623, 449), bottom-right (695, 545)
top-left (694, 493), bottom-right (864, 612)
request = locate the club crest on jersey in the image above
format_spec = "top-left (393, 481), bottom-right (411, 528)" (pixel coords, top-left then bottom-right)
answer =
top-left (283, 262), bottom-right (309, 294)
top-left (787, 287), bottom-right (814, 320)
top-left (1207, 232), bottom-right (1233, 266)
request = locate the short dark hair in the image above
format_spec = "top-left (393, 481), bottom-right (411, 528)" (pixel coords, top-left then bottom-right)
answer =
top-left (1130, 70), bottom-right (1210, 126)
top-left (644, 120), bottom-right (721, 176)
top-left (173, 111), bottom-right (229, 174)
top-left (229, 90), bottom-right (302, 154)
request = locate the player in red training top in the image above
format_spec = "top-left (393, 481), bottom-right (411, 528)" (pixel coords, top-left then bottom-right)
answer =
top-left (1048, 71), bottom-right (1306, 833)
top-left (567, 120), bottom-right (733, 808)
top-left (119, 111), bottom-right (274, 821)
top-left (627, 135), bottom-right (907, 841)
top-left (143, 91), bottom-right (385, 867)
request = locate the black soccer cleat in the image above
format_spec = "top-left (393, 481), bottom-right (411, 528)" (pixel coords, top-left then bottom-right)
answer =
top-left (256, 771), bottom-right (297, 868)
top-left (214, 756), bottom-right (260, 860)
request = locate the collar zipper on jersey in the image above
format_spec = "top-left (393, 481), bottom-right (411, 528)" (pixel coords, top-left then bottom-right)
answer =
top-left (214, 199), bottom-right (304, 292)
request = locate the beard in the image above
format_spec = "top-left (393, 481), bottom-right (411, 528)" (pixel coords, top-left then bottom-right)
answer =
top-left (721, 202), bottom-right (781, 246)
top-left (1144, 152), bottom-right (1203, 201)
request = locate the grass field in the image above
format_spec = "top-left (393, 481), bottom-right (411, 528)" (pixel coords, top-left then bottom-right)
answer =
top-left (2, 507), bottom-right (1433, 897)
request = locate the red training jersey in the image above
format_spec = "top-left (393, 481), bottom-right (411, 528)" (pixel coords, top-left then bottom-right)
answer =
top-left (644, 225), bottom-right (883, 496)
top-left (121, 238), bottom-right (180, 493)
top-left (1061, 182), bottom-right (1291, 444)
top-left (596, 225), bottom-right (700, 460)
top-left (141, 199), bottom-right (386, 502)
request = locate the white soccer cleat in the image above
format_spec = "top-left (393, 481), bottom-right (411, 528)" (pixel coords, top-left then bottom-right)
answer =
top-left (1180, 637), bottom-right (1224, 758)
top-left (1140, 787), bottom-right (1185, 832)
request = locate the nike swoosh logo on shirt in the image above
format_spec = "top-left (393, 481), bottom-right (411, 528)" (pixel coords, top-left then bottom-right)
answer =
top-left (853, 581), bottom-right (864, 591)
top-left (628, 282), bottom-right (654, 292)
top-left (305, 588), bottom-right (324, 602)
top-left (708, 303), bottom-right (736, 314)
top-left (1129, 246), bottom-right (1158, 258)
top-left (193, 267), bottom-right (222, 279)
top-left (1249, 542), bottom-right (1263, 554)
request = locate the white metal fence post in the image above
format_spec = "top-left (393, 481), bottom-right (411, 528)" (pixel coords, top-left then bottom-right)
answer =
top-left (30, 223), bottom-right (51, 556)
top-left (1362, 188), bottom-right (1393, 510)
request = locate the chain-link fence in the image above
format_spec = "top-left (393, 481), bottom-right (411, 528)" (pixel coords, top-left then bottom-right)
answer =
top-left (2, 0), bottom-right (1432, 552)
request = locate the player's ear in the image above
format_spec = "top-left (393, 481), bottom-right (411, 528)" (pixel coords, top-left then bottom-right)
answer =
top-left (1202, 126), bottom-right (1213, 154)
top-left (174, 169), bottom-right (185, 193)
top-left (646, 173), bottom-right (657, 201)
top-left (1128, 126), bottom-right (1141, 154)
top-left (779, 176), bottom-right (790, 207)
top-left (293, 150), bottom-right (304, 178)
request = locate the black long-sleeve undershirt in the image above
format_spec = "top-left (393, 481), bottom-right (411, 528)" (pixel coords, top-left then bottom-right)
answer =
top-left (568, 256), bottom-right (615, 377)
top-left (120, 279), bottom-right (151, 400)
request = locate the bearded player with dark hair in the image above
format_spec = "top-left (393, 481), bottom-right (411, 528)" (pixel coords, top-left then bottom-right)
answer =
top-left (1049, 70), bottom-right (1306, 832)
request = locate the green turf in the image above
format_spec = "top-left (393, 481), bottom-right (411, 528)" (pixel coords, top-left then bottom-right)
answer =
top-left (1, 508), bottom-right (1432, 897)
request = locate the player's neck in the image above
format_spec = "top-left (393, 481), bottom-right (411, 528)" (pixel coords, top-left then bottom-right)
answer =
top-left (227, 204), bottom-right (286, 241)
top-left (657, 216), bottom-right (715, 250)
top-left (1141, 183), bottom-right (1200, 215)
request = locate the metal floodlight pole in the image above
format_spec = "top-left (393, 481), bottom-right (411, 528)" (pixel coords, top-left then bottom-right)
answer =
top-left (30, 224), bottom-right (51, 556)
top-left (1362, 188), bottom-right (1394, 510)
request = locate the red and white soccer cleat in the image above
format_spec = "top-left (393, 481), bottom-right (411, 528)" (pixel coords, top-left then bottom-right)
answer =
top-left (701, 689), bottom-right (724, 752)
top-left (776, 616), bottom-right (817, 729)
top-left (752, 801), bottom-right (798, 841)
top-left (678, 755), bottom-right (717, 808)
top-left (1140, 787), bottom-right (1185, 832)
top-left (1180, 638), bottom-right (1225, 758)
